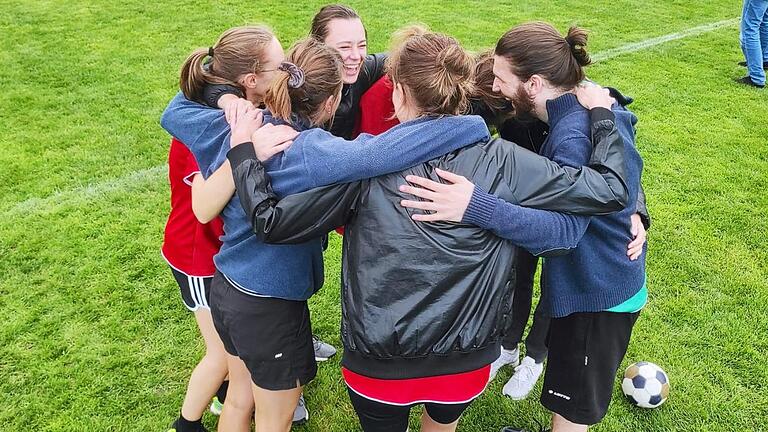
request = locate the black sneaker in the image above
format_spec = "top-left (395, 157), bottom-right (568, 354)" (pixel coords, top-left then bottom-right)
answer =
top-left (168, 418), bottom-right (209, 432)
top-left (735, 76), bottom-right (765, 88)
top-left (738, 61), bottom-right (768, 69)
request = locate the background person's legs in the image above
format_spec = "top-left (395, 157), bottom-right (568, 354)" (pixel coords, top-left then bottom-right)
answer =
top-left (493, 251), bottom-right (540, 379)
top-left (740, 0), bottom-right (768, 85)
top-left (502, 251), bottom-right (539, 351)
top-left (523, 301), bottom-right (550, 364)
top-left (502, 301), bottom-right (550, 400)
top-left (760, 6), bottom-right (768, 64)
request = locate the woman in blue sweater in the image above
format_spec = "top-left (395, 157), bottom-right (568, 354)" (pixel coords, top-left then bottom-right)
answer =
top-left (399, 23), bottom-right (646, 432)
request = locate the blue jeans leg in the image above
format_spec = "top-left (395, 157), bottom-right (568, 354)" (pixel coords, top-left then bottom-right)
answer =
top-left (741, 0), bottom-right (768, 85)
top-left (761, 8), bottom-right (768, 62)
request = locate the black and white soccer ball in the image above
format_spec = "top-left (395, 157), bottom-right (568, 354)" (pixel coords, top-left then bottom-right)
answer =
top-left (621, 361), bottom-right (670, 408)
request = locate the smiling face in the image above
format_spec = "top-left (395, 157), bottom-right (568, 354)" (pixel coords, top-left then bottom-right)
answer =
top-left (323, 18), bottom-right (367, 84)
top-left (492, 55), bottom-right (537, 121)
top-left (491, 55), bottom-right (524, 101)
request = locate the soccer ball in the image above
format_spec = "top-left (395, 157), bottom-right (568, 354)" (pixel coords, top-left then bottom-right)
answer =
top-left (621, 361), bottom-right (670, 408)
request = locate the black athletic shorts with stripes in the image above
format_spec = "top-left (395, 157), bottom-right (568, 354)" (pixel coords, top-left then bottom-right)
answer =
top-left (170, 267), bottom-right (212, 311)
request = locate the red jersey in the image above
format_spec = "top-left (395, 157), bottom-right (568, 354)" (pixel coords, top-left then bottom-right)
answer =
top-left (161, 138), bottom-right (224, 277)
top-left (354, 75), bottom-right (400, 136)
top-left (342, 76), bottom-right (489, 404)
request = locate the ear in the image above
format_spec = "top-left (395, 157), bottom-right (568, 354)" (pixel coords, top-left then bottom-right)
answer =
top-left (393, 82), bottom-right (404, 99)
top-left (241, 73), bottom-right (258, 89)
top-left (324, 95), bottom-right (336, 113)
top-left (527, 74), bottom-right (544, 96)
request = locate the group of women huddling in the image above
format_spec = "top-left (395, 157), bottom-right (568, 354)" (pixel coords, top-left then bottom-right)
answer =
top-left (160, 4), bottom-right (649, 432)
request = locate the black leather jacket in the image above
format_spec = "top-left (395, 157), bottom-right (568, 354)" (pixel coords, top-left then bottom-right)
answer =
top-left (228, 108), bottom-right (628, 379)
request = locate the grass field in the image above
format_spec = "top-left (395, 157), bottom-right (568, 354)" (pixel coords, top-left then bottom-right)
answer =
top-left (1, 0), bottom-right (766, 431)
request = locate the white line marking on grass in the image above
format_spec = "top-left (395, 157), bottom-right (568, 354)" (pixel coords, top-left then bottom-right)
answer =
top-left (2, 165), bottom-right (167, 217)
top-left (6, 18), bottom-right (739, 217)
top-left (592, 18), bottom-right (739, 62)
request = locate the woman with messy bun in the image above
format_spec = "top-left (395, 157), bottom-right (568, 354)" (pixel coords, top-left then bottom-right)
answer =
top-left (226, 26), bottom-right (636, 432)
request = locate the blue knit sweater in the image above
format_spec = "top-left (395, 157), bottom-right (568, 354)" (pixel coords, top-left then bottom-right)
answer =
top-left (160, 92), bottom-right (490, 299)
top-left (463, 93), bottom-right (645, 318)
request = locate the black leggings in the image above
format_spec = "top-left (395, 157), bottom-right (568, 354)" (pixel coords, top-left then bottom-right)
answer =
top-left (347, 388), bottom-right (472, 432)
top-left (502, 250), bottom-right (550, 362)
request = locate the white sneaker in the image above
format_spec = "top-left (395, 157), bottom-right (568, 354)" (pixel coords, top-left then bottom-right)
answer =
top-left (489, 346), bottom-right (520, 382)
top-left (502, 356), bottom-right (544, 400)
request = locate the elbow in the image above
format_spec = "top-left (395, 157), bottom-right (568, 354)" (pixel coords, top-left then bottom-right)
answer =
top-left (160, 108), bottom-right (177, 137)
top-left (600, 172), bottom-right (630, 212)
top-left (191, 203), bottom-right (215, 224)
top-left (615, 183), bottom-right (630, 210)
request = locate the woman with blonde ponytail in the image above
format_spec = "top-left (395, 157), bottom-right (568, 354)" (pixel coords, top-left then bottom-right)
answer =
top-left (162, 25), bottom-right (305, 432)
top-left (162, 34), bottom-right (350, 432)
top-left (224, 25), bottom-right (636, 432)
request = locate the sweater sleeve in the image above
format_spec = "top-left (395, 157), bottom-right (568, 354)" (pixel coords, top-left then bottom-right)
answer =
top-left (464, 133), bottom-right (594, 256)
top-left (160, 92), bottom-right (230, 169)
top-left (266, 116), bottom-right (490, 196)
top-left (464, 190), bottom-right (590, 256)
top-left (160, 92), bottom-right (229, 148)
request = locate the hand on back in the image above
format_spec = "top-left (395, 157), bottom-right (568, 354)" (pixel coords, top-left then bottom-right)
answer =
top-left (398, 168), bottom-right (475, 222)
top-left (575, 82), bottom-right (615, 110)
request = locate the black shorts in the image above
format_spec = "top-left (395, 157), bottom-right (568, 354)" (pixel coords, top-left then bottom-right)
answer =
top-left (347, 388), bottom-right (472, 432)
top-left (541, 311), bottom-right (639, 425)
top-left (209, 271), bottom-right (317, 391)
top-left (170, 267), bottom-right (212, 311)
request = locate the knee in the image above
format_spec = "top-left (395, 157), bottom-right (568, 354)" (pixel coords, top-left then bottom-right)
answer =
top-left (225, 392), bottom-right (254, 413)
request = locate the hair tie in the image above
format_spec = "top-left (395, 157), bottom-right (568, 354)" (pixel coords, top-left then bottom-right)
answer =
top-left (278, 61), bottom-right (305, 89)
top-left (208, 46), bottom-right (215, 57)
